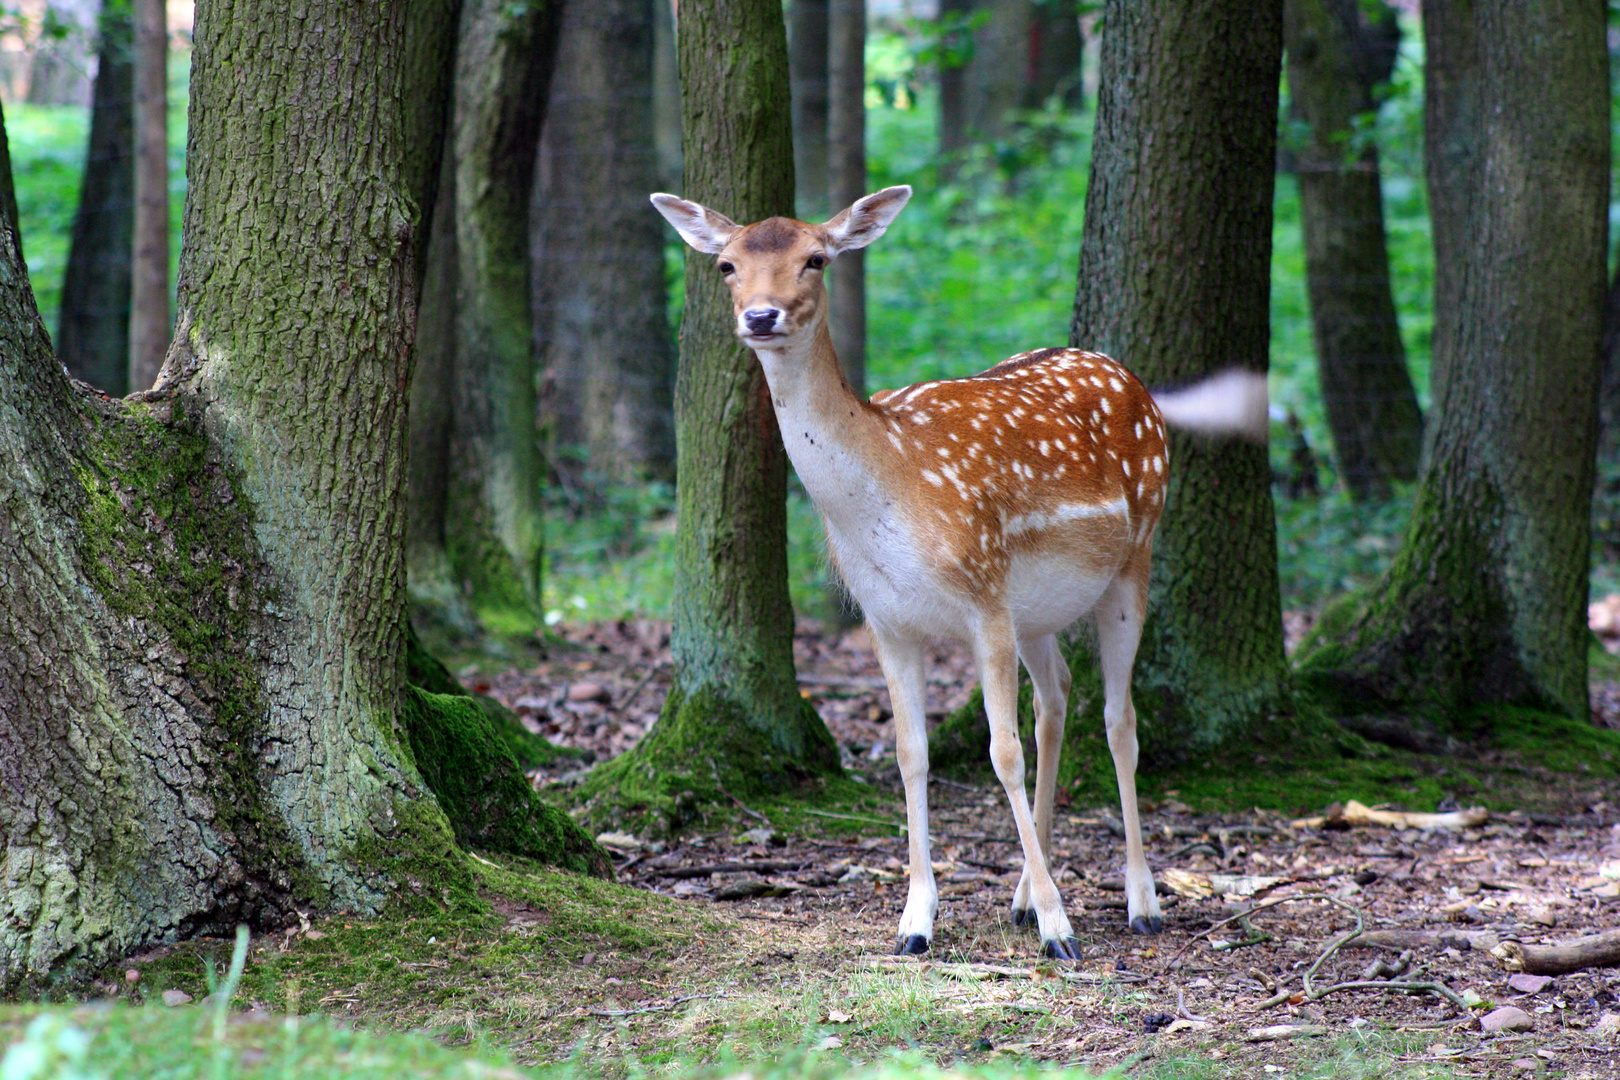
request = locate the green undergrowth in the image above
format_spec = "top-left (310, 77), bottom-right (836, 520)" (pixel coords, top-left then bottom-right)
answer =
top-left (0, 996), bottom-right (1455, 1080)
top-left (104, 854), bottom-right (700, 1039)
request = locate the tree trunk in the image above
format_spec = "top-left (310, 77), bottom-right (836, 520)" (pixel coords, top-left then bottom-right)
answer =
top-left (2, 0), bottom-right (603, 993)
top-left (0, 101), bottom-right (17, 262)
top-left (1300, 0), bottom-right (1607, 727)
top-left (25, 0), bottom-right (95, 107)
top-left (1026, 0), bottom-right (1083, 111)
top-left (1284, 0), bottom-right (1422, 501)
top-left (534, 0), bottom-right (676, 492)
top-left (578, 0), bottom-right (842, 835)
top-left (58, 2), bottom-right (134, 396)
top-left (1068, 0), bottom-right (1289, 755)
top-left (789, 0), bottom-right (830, 218)
top-left (652, 0), bottom-right (682, 192)
top-left (128, 0), bottom-right (169, 391)
top-left (444, 0), bottom-right (559, 633)
top-left (961, 0), bottom-right (1031, 148)
top-left (827, 0), bottom-right (866, 395)
top-left (1418, 0), bottom-right (1480, 437)
top-left (937, 0), bottom-right (974, 165)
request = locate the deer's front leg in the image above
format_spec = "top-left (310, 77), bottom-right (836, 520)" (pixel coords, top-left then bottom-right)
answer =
top-left (977, 618), bottom-right (1078, 959)
top-left (871, 628), bottom-right (936, 955)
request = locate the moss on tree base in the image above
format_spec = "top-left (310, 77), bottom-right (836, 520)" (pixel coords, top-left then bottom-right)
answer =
top-left (402, 687), bottom-right (612, 879)
top-left (573, 680), bottom-right (848, 837)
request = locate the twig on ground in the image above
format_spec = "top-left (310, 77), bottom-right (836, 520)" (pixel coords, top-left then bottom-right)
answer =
top-left (1210, 915), bottom-right (1272, 951)
top-left (648, 860), bottom-right (810, 879)
top-left (617, 664), bottom-right (667, 713)
top-left (1175, 987), bottom-right (1211, 1023)
top-left (802, 807), bottom-right (905, 829)
top-left (589, 992), bottom-right (722, 1018)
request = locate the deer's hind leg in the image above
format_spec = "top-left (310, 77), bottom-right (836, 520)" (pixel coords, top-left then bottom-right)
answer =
top-left (1011, 632), bottom-right (1071, 930)
top-left (870, 627), bottom-right (938, 955)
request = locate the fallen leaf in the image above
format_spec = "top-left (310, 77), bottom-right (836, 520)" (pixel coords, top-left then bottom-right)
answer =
top-left (825, 1009), bottom-right (853, 1023)
top-left (813, 1035), bottom-right (843, 1051)
top-left (595, 831), bottom-right (641, 851)
top-left (161, 989), bottom-right (192, 1007)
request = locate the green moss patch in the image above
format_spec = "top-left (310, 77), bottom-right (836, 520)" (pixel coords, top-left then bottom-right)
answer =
top-left (572, 682), bottom-right (888, 838)
top-left (403, 688), bottom-right (612, 878)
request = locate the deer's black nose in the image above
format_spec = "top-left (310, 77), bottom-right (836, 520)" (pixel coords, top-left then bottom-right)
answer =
top-left (744, 308), bottom-right (779, 335)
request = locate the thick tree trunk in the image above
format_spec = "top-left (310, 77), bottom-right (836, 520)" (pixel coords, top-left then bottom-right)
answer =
top-left (827, 0), bottom-right (866, 396)
top-left (937, 0), bottom-right (973, 165)
top-left (1300, 0), bottom-right (1607, 725)
top-left (960, 0), bottom-right (1031, 148)
top-left (2, 0), bottom-right (603, 992)
top-left (58, 3), bottom-right (134, 396)
top-left (128, 0), bottom-right (169, 391)
top-left (1284, 0), bottom-right (1422, 501)
top-left (789, 0), bottom-right (830, 218)
top-left (1068, 0), bottom-right (1289, 754)
top-left (444, 0), bottom-right (559, 632)
top-left (578, 0), bottom-right (841, 835)
top-left (534, 0), bottom-right (676, 492)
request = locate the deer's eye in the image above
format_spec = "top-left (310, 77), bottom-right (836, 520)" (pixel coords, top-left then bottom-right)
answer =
top-left (718, 261), bottom-right (735, 275)
top-left (806, 253), bottom-right (827, 270)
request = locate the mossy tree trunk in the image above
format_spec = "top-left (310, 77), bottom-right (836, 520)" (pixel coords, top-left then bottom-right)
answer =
top-left (1068, 0), bottom-right (1290, 757)
top-left (578, 0), bottom-right (842, 835)
top-left (534, 0), bottom-right (676, 493)
top-left (1299, 0), bottom-right (1608, 727)
top-left (1, 0), bottom-right (604, 993)
top-left (1283, 0), bottom-right (1423, 501)
top-left (407, 0), bottom-right (561, 638)
top-left (58, 1), bottom-right (133, 396)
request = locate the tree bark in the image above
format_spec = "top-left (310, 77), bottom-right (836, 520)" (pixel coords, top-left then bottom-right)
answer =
top-left (936, 0), bottom-right (974, 165)
top-left (1300, 0), bottom-right (1607, 725)
top-left (1283, 0), bottom-right (1422, 501)
top-left (58, 2), bottom-right (134, 396)
top-left (960, 0), bottom-right (1031, 148)
top-left (789, 0), bottom-right (830, 218)
top-left (2, 0), bottom-right (603, 992)
top-left (128, 0), bottom-right (169, 391)
top-left (443, 0), bottom-right (559, 632)
top-left (1068, 0), bottom-right (1289, 755)
top-left (534, 0), bottom-right (676, 492)
top-left (827, 0), bottom-right (866, 396)
top-left (578, 0), bottom-right (842, 835)
top-left (1027, 0), bottom-right (1083, 111)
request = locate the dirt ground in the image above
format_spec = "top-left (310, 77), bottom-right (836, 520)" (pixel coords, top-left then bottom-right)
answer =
top-left (469, 621), bottom-right (1620, 1077)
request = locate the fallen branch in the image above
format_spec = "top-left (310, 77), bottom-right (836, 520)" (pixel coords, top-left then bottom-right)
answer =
top-left (650, 860), bottom-right (809, 879)
top-left (1291, 799), bottom-right (1488, 831)
top-left (1343, 928), bottom-right (1488, 952)
top-left (1491, 929), bottom-right (1620, 975)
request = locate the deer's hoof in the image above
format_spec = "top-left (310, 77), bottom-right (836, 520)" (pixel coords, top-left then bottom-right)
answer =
top-left (1042, 935), bottom-right (1082, 961)
top-left (1011, 907), bottom-right (1037, 928)
top-left (1129, 915), bottom-right (1164, 935)
top-left (895, 934), bottom-right (930, 956)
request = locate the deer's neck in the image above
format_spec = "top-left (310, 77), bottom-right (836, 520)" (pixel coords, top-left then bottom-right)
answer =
top-left (752, 324), bottom-right (892, 515)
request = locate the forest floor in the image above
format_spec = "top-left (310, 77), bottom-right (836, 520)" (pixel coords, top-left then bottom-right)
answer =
top-left (445, 619), bottom-right (1620, 1079)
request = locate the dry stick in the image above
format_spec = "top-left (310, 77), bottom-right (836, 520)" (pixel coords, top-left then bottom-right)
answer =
top-left (590, 992), bottom-right (722, 1018)
top-left (1175, 987), bottom-right (1212, 1023)
top-left (1163, 893), bottom-right (1469, 1010)
top-left (617, 663), bottom-right (667, 713)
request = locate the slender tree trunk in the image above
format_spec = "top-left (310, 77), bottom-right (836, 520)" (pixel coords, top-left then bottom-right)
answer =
top-left (1284, 0), bottom-right (1422, 501)
top-left (128, 0), bottom-right (169, 391)
top-left (1300, 0), bottom-right (1607, 726)
top-left (1069, 0), bottom-right (1288, 755)
top-left (790, 0), bottom-right (830, 219)
top-left (937, 0), bottom-right (974, 166)
top-left (58, 2), bottom-right (134, 396)
top-left (578, 0), bottom-right (841, 835)
top-left (961, 0), bottom-right (1030, 148)
top-left (1026, 0), bottom-right (1083, 111)
top-left (534, 0), bottom-right (675, 492)
top-left (827, 0), bottom-right (866, 396)
top-left (1419, 0), bottom-right (1479, 439)
top-left (3, 0), bottom-right (604, 992)
top-left (652, 0), bottom-right (682, 192)
top-left (445, 0), bottom-right (559, 632)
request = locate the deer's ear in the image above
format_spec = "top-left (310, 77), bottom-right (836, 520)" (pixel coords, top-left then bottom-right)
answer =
top-left (650, 194), bottom-right (741, 254)
top-left (823, 186), bottom-right (912, 255)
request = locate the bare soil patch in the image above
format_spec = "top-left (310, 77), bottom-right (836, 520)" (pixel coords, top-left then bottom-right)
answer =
top-left (468, 621), bottom-right (1620, 1076)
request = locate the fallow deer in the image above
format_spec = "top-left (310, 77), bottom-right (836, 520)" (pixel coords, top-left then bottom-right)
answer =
top-left (652, 185), bottom-right (1267, 959)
